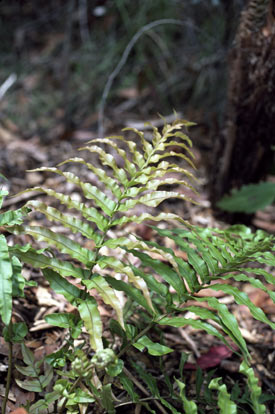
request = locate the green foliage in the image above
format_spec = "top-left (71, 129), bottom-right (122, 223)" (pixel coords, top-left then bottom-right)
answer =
top-left (0, 188), bottom-right (33, 326)
top-left (1, 121), bottom-right (274, 413)
top-left (217, 182), bottom-right (275, 213)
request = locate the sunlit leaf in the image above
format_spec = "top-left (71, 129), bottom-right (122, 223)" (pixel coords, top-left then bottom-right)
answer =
top-left (0, 234), bottom-right (12, 325)
top-left (78, 297), bottom-right (103, 351)
top-left (27, 200), bottom-right (101, 244)
top-left (83, 275), bottom-right (125, 328)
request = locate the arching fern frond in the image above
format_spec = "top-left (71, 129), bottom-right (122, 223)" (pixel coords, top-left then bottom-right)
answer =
top-left (8, 119), bottom-right (197, 350)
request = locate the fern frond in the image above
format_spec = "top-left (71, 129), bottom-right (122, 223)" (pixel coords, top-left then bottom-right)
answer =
top-left (58, 157), bottom-right (122, 199)
top-left (26, 200), bottom-right (101, 244)
top-left (97, 256), bottom-right (154, 313)
top-left (29, 167), bottom-right (116, 216)
top-left (83, 138), bottom-right (137, 176)
top-left (112, 211), bottom-right (191, 227)
top-left (10, 245), bottom-right (89, 279)
top-left (98, 135), bottom-right (145, 168)
top-left (11, 120), bottom-right (199, 346)
top-left (148, 225), bottom-right (274, 360)
top-left (77, 145), bottom-right (129, 186)
top-left (12, 225), bottom-right (95, 266)
top-left (83, 275), bottom-right (124, 328)
top-left (118, 190), bottom-right (198, 212)
top-left (18, 186), bottom-right (108, 231)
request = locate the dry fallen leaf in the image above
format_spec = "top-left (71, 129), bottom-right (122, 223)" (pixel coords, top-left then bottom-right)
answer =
top-left (10, 408), bottom-right (29, 414)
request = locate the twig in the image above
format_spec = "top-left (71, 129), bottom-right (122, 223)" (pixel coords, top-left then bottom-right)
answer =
top-left (122, 367), bottom-right (169, 414)
top-left (78, 0), bottom-right (90, 44)
top-left (0, 74), bottom-right (17, 100)
top-left (98, 18), bottom-right (195, 137)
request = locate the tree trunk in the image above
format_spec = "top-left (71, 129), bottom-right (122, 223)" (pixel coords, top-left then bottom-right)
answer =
top-left (210, 0), bottom-right (275, 223)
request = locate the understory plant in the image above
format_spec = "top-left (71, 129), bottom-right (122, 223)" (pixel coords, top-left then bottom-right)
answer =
top-left (217, 182), bottom-right (275, 214)
top-left (1, 120), bottom-right (275, 413)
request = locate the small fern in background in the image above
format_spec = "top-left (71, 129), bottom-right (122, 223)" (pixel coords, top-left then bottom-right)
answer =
top-left (1, 120), bottom-right (274, 413)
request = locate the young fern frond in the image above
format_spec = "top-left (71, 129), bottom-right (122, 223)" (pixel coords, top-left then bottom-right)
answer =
top-left (9, 119), bottom-right (197, 350)
top-left (142, 225), bottom-right (275, 361)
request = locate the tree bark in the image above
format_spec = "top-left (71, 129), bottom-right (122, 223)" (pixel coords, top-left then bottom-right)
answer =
top-left (210, 0), bottom-right (275, 223)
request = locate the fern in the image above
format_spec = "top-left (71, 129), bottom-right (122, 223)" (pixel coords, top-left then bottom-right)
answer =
top-left (147, 225), bottom-right (275, 362)
top-left (3, 119), bottom-right (274, 413)
top-left (8, 119), bottom-right (197, 350)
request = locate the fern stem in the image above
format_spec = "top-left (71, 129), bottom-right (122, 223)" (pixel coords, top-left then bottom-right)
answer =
top-left (117, 320), bottom-right (155, 359)
top-left (2, 321), bottom-right (13, 414)
top-left (59, 376), bottom-right (82, 414)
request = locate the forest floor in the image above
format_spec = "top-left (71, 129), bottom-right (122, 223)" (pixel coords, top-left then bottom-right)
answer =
top-left (0, 110), bottom-right (275, 414)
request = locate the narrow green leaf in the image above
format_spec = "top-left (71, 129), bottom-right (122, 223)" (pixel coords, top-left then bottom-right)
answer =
top-left (239, 267), bottom-right (275, 285)
top-left (96, 135), bottom-right (145, 168)
top-left (13, 224), bottom-right (95, 265)
top-left (18, 186), bottom-right (108, 231)
top-left (100, 383), bottom-right (115, 414)
top-left (89, 138), bottom-right (137, 177)
top-left (158, 317), bottom-right (227, 344)
top-left (12, 245), bottom-right (89, 279)
top-left (105, 237), bottom-right (181, 280)
top-left (175, 379), bottom-right (198, 414)
top-left (0, 234), bottom-right (12, 325)
top-left (0, 206), bottom-right (31, 226)
top-left (122, 127), bottom-right (153, 160)
top-left (118, 190), bottom-right (197, 211)
top-left (239, 361), bottom-right (266, 414)
top-left (105, 276), bottom-right (155, 315)
top-left (136, 161), bottom-right (197, 182)
top-left (226, 273), bottom-right (275, 303)
top-left (130, 250), bottom-right (186, 297)
top-left (59, 157), bottom-right (122, 198)
top-left (200, 296), bottom-right (249, 360)
top-left (149, 151), bottom-right (196, 170)
top-left (27, 200), bottom-right (101, 244)
top-left (209, 377), bottom-right (237, 414)
top-left (164, 140), bottom-right (195, 159)
top-left (78, 297), bottom-right (103, 351)
top-left (29, 167), bottom-right (116, 216)
top-left (112, 211), bottom-right (190, 227)
top-left (11, 256), bottom-right (25, 298)
top-left (105, 276), bottom-right (153, 314)
top-left (209, 284), bottom-right (275, 329)
top-left (43, 268), bottom-right (82, 303)
top-left (15, 363), bottom-right (41, 377)
top-left (134, 335), bottom-right (173, 356)
top-left (160, 397), bottom-right (182, 414)
top-left (131, 265), bottom-right (168, 297)
top-left (78, 145), bottom-right (129, 186)
top-left (45, 312), bottom-right (77, 329)
top-left (131, 360), bottom-right (160, 398)
top-left (118, 372), bottom-right (140, 403)
top-left (98, 256), bottom-right (154, 312)
top-left (83, 275), bottom-right (125, 329)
